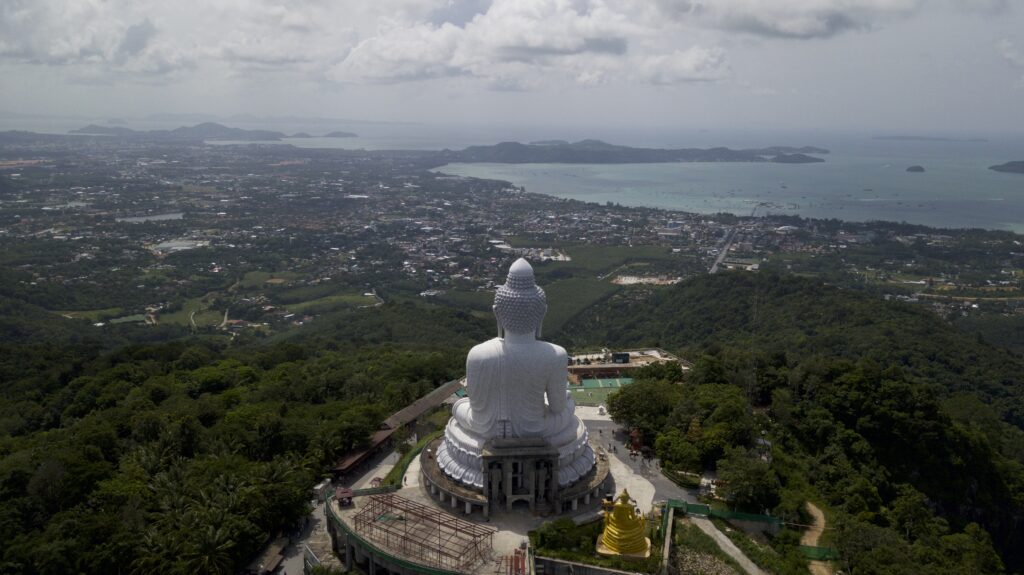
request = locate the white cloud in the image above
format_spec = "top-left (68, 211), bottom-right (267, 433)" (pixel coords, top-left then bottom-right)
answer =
top-left (998, 39), bottom-right (1024, 88)
top-left (326, 0), bottom-right (727, 87)
top-left (0, 0), bottom-right (195, 80)
top-left (650, 0), bottom-right (921, 39)
top-left (0, 0), bottom-right (1011, 92)
top-left (998, 39), bottom-right (1024, 67)
top-left (329, 23), bottom-right (464, 83)
top-left (635, 47), bottom-right (727, 84)
top-left (956, 0), bottom-right (1010, 15)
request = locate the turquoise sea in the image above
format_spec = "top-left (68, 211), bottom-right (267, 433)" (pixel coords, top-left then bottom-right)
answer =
top-left (4, 117), bottom-right (1022, 231)
top-left (434, 137), bottom-right (1024, 233)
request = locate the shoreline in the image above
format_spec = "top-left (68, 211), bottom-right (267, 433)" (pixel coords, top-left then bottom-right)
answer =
top-left (430, 162), bottom-right (1024, 235)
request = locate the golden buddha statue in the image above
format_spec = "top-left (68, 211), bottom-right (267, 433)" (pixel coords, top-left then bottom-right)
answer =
top-left (597, 489), bottom-right (651, 558)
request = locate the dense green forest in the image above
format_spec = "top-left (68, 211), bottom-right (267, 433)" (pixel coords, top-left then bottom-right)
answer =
top-left (2, 268), bottom-right (1023, 573)
top-left (574, 273), bottom-right (1023, 574)
top-left (0, 296), bottom-right (488, 574)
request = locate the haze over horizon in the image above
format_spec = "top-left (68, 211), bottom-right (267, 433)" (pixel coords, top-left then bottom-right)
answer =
top-left (2, 0), bottom-right (1024, 135)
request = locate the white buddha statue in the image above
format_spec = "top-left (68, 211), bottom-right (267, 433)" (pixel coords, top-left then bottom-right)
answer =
top-left (436, 258), bottom-right (595, 489)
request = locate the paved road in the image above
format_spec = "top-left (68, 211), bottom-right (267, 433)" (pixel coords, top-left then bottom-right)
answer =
top-left (709, 205), bottom-right (758, 275)
top-left (709, 227), bottom-right (738, 274)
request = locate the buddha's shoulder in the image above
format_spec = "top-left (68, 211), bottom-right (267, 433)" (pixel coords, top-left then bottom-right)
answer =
top-left (539, 341), bottom-right (568, 359)
top-left (468, 338), bottom-right (503, 360)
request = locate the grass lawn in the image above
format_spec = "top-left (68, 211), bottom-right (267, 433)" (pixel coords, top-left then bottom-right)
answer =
top-left (543, 277), bottom-right (620, 335)
top-left (109, 314), bottom-right (147, 324)
top-left (273, 283), bottom-right (346, 304)
top-left (434, 289), bottom-right (494, 312)
top-left (569, 386), bottom-right (618, 407)
top-left (236, 270), bottom-right (301, 289)
top-left (432, 277), bottom-right (618, 337)
top-left (427, 246), bottom-right (680, 337)
top-left (533, 245), bottom-right (676, 281)
top-left (55, 307), bottom-right (124, 321)
top-left (159, 297), bottom-right (206, 326)
top-left (193, 310), bottom-right (224, 327)
top-left (286, 294), bottom-right (377, 314)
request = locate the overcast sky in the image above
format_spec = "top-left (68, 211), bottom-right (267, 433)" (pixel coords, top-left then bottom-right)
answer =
top-left (1, 0), bottom-right (1023, 134)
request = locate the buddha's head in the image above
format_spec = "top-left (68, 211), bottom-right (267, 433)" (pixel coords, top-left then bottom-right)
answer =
top-left (494, 258), bottom-right (547, 338)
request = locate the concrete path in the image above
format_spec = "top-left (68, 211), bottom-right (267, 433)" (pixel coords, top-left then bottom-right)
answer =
top-left (580, 412), bottom-right (769, 575)
top-left (690, 517), bottom-right (766, 575)
top-left (297, 408), bottom-right (722, 573)
top-left (278, 451), bottom-right (401, 575)
top-left (279, 501), bottom-right (327, 575)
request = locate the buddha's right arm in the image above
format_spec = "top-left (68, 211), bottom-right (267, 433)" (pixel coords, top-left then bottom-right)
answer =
top-left (465, 351), bottom-right (482, 399)
top-left (546, 353), bottom-right (568, 412)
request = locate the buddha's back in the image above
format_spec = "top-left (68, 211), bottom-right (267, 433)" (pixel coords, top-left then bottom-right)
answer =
top-left (464, 336), bottom-right (568, 438)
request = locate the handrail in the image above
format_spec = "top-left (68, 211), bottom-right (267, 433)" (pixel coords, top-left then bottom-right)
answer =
top-left (663, 500), bottom-right (782, 525)
top-left (351, 485), bottom-right (399, 496)
top-left (383, 430), bottom-right (444, 487)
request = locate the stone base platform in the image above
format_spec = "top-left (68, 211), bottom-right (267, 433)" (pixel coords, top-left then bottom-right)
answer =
top-left (420, 437), bottom-right (611, 519)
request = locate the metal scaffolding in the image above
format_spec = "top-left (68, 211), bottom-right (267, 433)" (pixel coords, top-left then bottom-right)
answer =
top-left (353, 494), bottom-right (496, 572)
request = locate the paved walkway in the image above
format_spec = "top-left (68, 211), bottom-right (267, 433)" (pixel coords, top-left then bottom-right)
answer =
top-left (579, 410), bottom-right (763, 575)
top-left (292, 407), bottom-right (761, 575)
top-left (279, 501), bottom-right (327, 575)
top-left (279, 451), bottom-right (400, 575)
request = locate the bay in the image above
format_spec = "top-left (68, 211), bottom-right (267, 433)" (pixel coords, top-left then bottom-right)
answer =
top-left (434, 146), bottom-right (1024, 233)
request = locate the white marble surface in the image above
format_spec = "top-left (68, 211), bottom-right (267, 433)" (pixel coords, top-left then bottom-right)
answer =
top-left (438, 259), bottom-right (595, 489)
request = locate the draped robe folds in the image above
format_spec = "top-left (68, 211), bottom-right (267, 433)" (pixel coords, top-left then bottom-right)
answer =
top-left (454, 337), bottom-right (568, 438)
top-left (439, 334), bottom-right (595, 489)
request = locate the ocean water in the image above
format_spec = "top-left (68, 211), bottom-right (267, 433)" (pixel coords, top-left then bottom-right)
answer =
top-left (434, 137), bottom-right (1024, 233)
top-left (3, 116), bottom-right (1022, 231)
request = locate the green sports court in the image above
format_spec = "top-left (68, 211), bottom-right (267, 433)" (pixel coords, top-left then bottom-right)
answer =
top-left (568, 378), bottom-right (634, 407)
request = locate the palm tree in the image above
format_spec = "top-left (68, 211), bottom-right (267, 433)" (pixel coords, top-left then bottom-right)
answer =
top-left (179, 524), bottom-right (235, 575)
top-left (131, 528), bottom-right (178, 575)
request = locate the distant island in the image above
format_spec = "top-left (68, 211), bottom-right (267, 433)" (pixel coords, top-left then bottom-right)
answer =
top-left (907, 165), bottom-right (925, 173)
top-left (874, 135), bottom-right (988, 143)
top-left (324, 130), bottom-right (358, 138)
top-left (989, 161), bottom-right (1024, 174)
top-left (773, 153), bottom-right (826, 164)
top-left (70, 122), bottom-right (287, 141)
top-left (441, 139), bottom-right (829, 165)
top-left (291, 132), bottom-right (312, 138)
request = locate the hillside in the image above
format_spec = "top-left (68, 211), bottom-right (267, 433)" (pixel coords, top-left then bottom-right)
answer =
top-left (2, 266), bottom-right (1021, 573)
top-left (567, 272), bottom-right (1024, 572)
top-left (989, 161), bottom-right (1024, 174)
top-left (441, 140), bottom-right (829, 164)
top-left (0, 299), bottom-right (485, 573)
top-left (70, 122), bottom-right (287, 141)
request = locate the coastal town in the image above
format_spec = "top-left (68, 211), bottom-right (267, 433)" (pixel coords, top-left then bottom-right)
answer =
top-left (1, 131), bottom-right (1020, 339)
